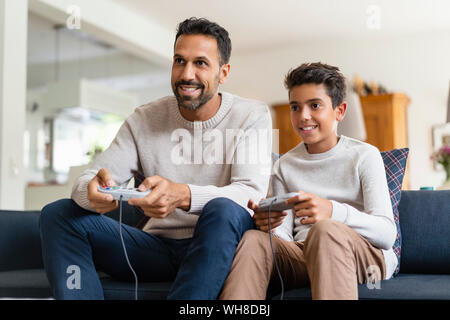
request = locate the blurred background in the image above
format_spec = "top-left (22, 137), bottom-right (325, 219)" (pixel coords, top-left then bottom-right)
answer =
top-left (0, 0), bottom-right (449, 210)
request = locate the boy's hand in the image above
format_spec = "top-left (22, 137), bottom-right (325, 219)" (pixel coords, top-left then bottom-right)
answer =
top-left (286, 191), bottom-right (332, 225)
top-left (87, 168), bottom-right (118, 214)
top-left (248, 199), bottom-right (287, 233)
top-left (128, 175), bottom-right (191, 218)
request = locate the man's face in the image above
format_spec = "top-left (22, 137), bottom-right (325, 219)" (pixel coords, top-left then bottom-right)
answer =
top-left (289, 83), bottom-right (346, 154)
top-left (171, 34), bottom-right (226, 110)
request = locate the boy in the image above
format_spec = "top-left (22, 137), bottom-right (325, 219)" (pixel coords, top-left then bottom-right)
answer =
top-left (219, 62), bottom-right (397, 300)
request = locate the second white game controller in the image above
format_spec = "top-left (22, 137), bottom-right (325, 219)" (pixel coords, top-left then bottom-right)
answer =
top-left (256, 192), bottom-right (300, 212)
top-left (98, 185), bottom-right (151, 201)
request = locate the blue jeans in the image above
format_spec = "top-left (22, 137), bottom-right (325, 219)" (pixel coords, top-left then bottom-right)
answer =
top-left (39, 197), bottom-right (255, 300)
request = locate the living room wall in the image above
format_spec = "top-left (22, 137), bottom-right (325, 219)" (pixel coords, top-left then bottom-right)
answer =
top-left (223, 30), bottom-right (450, 190)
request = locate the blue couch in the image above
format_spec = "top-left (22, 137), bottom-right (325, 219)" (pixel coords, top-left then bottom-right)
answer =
top-left (0, 190), bottom-right (449, 300)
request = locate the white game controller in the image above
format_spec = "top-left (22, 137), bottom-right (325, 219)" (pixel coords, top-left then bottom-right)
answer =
top-left (98, 185), bottom-right (151, 201)
top-left (256, 192), bottom-right (300, 212)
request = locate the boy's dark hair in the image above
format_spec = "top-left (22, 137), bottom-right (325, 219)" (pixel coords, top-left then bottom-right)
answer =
top-left (284, 62), bottom-right (346, 108)
top-left (175, 17), bottom-right (232, 66)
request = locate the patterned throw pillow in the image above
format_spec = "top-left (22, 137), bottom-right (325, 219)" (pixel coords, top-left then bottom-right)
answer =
top-left (380, 148), bottom-right (409, 276)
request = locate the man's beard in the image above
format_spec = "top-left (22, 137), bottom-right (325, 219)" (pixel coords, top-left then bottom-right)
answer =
top-left (172, 76), bottom-right (219, 111)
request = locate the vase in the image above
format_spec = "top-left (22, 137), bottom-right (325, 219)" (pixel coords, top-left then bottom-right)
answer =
top-left (437, 167), bottom-right (450, 190)
top-left (437, 180), bottom-right (450, 190)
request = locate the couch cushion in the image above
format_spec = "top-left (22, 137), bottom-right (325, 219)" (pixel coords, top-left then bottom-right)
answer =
top-left (0, 268), bottom-right (172, 300)
top-left (0, 269), bottom-right (52, 298)
top-left (101, 277), bottom-right (172, 300)
top-left (358, 274), bottom-right (450, 300)
top-left (0, 211), bottom-right (44, 271)
top-left (4, 270), bottom-right (449, 300)
top-left (274, 274), bottom-right (450, 300)
top-left (398, 190), bottom-right (450, 274)
top-left (380, 148), bottom-right (409, 276)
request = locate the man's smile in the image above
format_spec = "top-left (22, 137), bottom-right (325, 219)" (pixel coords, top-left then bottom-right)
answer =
top-left (178, 85), bottom-right (202, 96)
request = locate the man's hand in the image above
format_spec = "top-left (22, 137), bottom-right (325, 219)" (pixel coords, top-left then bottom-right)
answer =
top-left (128, 175), bottom-right (191, 219)
top-left (87, 168), bottom-right (118, 214)
top-left (248, 199), bottom-right (287, 233)
top-left (286, 191), bottom-right (332, 225)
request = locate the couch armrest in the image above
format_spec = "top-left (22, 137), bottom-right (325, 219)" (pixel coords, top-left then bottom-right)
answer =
top-left (398, 190), bottom-right (450, 274)
top-left (0, 210), bottom-right (44, 272)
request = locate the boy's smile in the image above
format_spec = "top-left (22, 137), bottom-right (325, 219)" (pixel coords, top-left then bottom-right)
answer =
top-left (289, 83), bottom-right (346, 154)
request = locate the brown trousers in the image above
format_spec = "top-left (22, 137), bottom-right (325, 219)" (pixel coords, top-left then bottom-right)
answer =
top-left (219, 219), bottom-right (386, 300)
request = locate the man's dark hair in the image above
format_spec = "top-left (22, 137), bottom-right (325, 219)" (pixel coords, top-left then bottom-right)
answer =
top-left (175, 17), bottom-right (232, 66)
top-left (284, 62), bottom-right (346, 108)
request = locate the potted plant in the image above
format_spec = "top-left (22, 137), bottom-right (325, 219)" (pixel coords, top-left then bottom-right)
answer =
top-left (432, 145), bottom-right (450, 189)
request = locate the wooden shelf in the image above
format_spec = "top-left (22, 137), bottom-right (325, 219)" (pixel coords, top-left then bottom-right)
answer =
top-left (359, 93), bottom-right (411, 189)
top-left (272, 104), bottom-right (302, 154)
top-left (359, 93), bottom-right (410, 151)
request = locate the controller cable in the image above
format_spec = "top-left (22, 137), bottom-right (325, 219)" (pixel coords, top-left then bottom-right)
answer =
top-left (267, 199), bottom-right (284, 300)
top-left (118, 195), bottom-right (139, 300)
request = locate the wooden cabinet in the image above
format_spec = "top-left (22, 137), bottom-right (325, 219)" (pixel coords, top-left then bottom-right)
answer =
top-left (359, 93), bottom-right (410, 152)
top-left (359, 93), bottom-right (411, 189)
top-left (272, 104), bottom-right (302, 154)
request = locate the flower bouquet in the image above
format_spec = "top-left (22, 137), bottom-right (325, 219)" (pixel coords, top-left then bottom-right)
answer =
top-left (432, 145), bottom-right (450, 182)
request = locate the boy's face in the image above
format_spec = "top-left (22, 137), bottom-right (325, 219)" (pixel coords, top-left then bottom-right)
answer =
top-left (289, 83), bottom-right (346, 154)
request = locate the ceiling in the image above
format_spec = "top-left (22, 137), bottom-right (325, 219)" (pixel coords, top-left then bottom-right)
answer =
top-left (110, 0), bottom-right (450, 53)
top-left (29, 1), bottom-right (450, 65)
top-left (27, 0), bottom-right (450, 102)
top-left (28, 12), bottom-right (123, 65)
top-left (27, 12), bottom-right (169, 102)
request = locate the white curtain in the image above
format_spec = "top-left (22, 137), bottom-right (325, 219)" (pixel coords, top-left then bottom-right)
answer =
top-left (337, 81), bottom-right (367, 141)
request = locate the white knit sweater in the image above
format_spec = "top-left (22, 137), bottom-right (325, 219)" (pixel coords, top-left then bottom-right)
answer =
top-left (272, 136), bottom-right (398, 279)
top-left (71, 92), bottom-right (273, 239)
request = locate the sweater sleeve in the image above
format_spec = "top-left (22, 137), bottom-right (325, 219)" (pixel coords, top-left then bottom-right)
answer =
top-left (330, 148), bottom-right (397, 250)
top-left (71, 118), bottom-right (140, 212)
top-left (187, 109), bottom-right (272, 215)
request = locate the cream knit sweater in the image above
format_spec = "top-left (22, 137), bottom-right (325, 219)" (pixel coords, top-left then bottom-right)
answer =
top-left (71, 92), bottom-right (273, 239)
top-left (272, 136), bottom-right (398, 279)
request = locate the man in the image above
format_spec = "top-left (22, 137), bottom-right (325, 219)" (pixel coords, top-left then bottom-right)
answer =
top-left (39, 17), bottom-right (272, 300)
